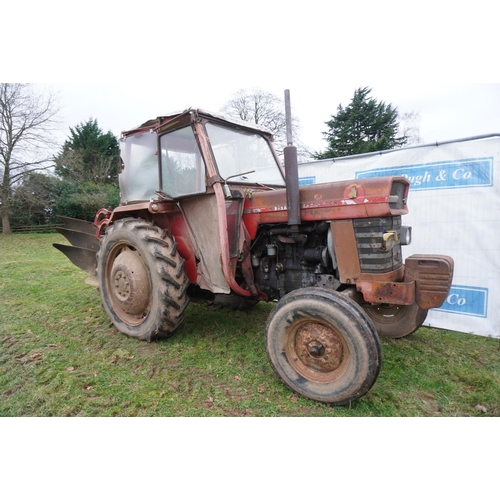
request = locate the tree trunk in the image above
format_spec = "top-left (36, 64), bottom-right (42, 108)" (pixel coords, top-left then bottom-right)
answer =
top-left (1, 182), bottom-right (12, 234)
top-left (0, 179), bottom-right (12, 234)
top-left (1, 211), bottom-right (11, 234)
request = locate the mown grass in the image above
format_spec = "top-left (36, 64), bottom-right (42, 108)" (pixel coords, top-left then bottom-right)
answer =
top-left (1, 233), bottom-right (499, 417)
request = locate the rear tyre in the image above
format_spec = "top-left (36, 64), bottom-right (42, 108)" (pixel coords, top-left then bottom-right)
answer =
top-left (265, 288), bottom-right (381, 405)
top-left (362, 302), bottom-right (428, 339)
top-left (97, 218), bottom-right (189, 341)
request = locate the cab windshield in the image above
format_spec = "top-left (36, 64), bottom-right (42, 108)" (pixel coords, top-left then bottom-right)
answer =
top-left (206, 122), bottom-right (285, 186)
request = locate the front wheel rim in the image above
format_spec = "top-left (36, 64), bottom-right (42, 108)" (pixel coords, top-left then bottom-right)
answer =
top-left (285, 320), bottom-right (349, 383)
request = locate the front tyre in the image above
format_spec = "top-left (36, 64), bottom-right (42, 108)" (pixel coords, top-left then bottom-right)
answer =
top-left (97, 218), bottom-right (189, 341)
top-left (265, 288), bottom-right (381, 405)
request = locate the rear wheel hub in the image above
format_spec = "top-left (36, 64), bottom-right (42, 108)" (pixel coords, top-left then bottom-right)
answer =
top-left (110, 248), bottom-right (151, 315)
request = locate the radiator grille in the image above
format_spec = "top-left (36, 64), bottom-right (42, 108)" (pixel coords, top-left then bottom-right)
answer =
top-left (353, 216), bottom-right (403, 273)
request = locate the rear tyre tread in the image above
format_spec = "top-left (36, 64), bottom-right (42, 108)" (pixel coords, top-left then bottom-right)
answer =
top-left (144, 234), bottom-right (170, 247)
top-left (154, 251), bottom-right (178, 268)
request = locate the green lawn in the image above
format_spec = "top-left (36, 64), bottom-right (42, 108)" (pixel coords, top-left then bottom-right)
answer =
top-left (1, 233), bottom-right (498, 416)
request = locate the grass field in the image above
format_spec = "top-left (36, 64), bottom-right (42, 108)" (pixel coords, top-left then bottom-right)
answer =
top-left (1, 233), bottom-right (498, 417)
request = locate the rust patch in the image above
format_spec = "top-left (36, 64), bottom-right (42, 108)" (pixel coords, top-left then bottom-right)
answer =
top-left (356, 280), bottom-right (415, 305)
top-left (330, 220), bottom-right (361, 282)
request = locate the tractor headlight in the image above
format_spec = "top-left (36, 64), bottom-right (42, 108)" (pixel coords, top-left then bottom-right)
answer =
top-left (400, 226), bottom-right (412, 246)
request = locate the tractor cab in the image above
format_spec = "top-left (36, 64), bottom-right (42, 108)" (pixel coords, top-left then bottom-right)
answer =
top-left (118, 109), bottom-right (285, 204)
top-left (114, 109), bottom-right (288, 299)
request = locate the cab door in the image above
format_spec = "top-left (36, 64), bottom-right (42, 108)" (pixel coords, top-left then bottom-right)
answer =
top-left (160, 125), bottom-right (231, 294)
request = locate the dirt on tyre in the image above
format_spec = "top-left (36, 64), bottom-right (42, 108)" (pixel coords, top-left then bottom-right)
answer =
top-left (361, 302), bottom-right (428, 339)
top-left (97, 218), bottom-right (189, 341)
top-left (265, 287), bottom-right (381, 405)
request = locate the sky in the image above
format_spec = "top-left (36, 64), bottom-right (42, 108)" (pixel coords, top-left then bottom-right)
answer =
top-left (3, 1), bottom-right (499, 157)
top-left (42, 82), bottom-right (500, 156)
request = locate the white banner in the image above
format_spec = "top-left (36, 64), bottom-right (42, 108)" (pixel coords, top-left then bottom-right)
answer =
top-left (299, 135), bottom-right (500, 338)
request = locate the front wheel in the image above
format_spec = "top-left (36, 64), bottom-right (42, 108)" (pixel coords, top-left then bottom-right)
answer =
top-left (265, 288), bottom-right (381, 405)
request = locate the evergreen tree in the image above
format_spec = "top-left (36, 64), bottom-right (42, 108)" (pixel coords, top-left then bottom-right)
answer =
top-left (52, 179), bottom-right (120, 222)
top-left (315, 87), bottom-right (407, 159)
top-left (54, 119), bottom-right (120, 184)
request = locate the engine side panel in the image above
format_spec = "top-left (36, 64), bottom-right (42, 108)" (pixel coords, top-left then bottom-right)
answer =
top-left (243, 177), bottom-right (409, 239)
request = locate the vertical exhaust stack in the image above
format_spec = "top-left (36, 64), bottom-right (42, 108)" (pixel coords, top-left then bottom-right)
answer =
top-left (284, 89), bottom-right (301, 226)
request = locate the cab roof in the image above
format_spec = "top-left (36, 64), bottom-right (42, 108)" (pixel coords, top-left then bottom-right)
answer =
top-left (120, 108), bottom-right (275, 140)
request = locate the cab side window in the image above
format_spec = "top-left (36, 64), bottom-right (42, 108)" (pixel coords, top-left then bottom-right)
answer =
top-left (160, 126), bottom-right (206, 198)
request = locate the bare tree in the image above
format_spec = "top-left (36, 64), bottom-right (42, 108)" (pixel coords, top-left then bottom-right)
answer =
top-left (398, 111), bottom-right (423, 146)
top-left (220, 88), bottom-right (311, 160)
top-left (0, 83), bottom-right (60, 234)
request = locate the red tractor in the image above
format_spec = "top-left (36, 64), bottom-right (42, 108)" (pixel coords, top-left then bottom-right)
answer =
top-left (54, 103), bottom-right (453, 405)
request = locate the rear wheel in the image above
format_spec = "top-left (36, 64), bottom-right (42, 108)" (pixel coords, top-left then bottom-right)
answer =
top-left (265, 288), bottom-right (381, 405)
top-left (97, 218), bottom-right (189, 341)
top-left (362, 302), bottom-right (428, 339)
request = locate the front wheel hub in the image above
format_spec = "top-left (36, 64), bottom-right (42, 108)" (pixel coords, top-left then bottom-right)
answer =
top-left (288, 322), bottom-right (346, 378)
top-left (308, 340), bottom-right (326, 358)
